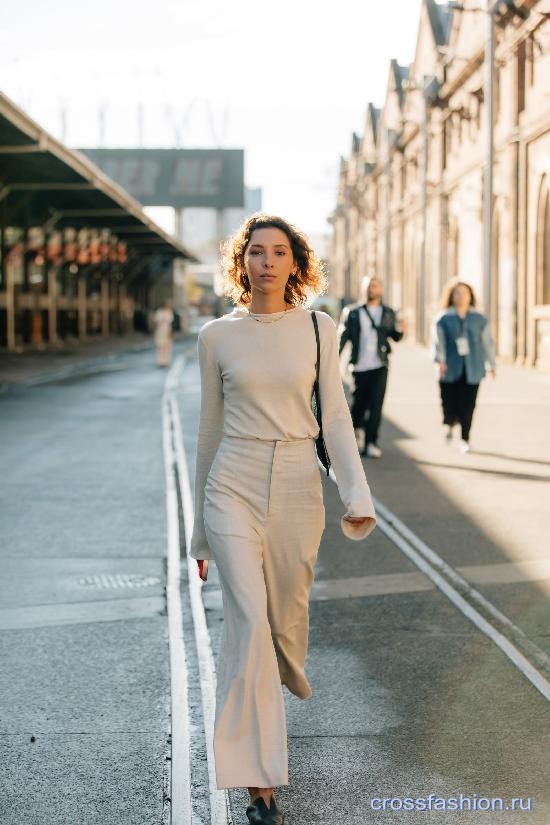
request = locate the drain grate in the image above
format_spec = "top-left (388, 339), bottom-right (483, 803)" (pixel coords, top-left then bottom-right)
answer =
top-left (77, 573), bottom-right (162, 590)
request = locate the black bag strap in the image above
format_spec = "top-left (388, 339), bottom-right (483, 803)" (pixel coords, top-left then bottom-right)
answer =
top-left (310, 310), bottom-right (322, 426)
top-left (363, 304), bottom-right (381, 331)
top-left (310, 310), bottom-right (331, 476)
top-left (311, 309), bottom-right (321, 386)
top-left (310, 310), bottom-right (322, 424)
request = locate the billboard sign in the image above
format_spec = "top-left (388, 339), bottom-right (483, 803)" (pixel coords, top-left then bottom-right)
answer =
top-left (81, 148), bottom-right (245, 209)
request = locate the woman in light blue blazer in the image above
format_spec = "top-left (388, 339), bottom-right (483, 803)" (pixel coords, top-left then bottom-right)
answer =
top-left (433, 281), bottom-right (496, 453)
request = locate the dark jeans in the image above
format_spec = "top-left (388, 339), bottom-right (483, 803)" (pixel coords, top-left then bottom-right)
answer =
top-left (351, 366), bottom-right (388, 446)
top-left (439, 369), bottom-right (479, 441)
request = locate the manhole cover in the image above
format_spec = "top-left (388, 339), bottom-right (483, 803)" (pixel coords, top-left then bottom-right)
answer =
top-left (77, 574), bottom-right (162, 590)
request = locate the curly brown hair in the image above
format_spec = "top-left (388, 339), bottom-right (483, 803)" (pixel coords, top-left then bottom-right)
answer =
top-left (220, 212), bottom-right (328, 307)
top-left (441, 279), bottom-right (477, 309)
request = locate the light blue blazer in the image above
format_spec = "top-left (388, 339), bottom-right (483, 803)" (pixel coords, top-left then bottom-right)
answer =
top-left (433, 308), bottom-right (496, 385)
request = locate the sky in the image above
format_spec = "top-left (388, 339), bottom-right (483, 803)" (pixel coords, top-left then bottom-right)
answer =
top-left (1, 0), bottom-right (423, 241)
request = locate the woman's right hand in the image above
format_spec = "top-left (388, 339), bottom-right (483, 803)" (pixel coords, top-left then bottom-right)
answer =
top-left (439, 362), bottom-right (447, 377)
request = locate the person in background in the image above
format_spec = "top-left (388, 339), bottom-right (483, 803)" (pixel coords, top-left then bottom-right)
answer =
top-left (153, 301), bottom-right (174, 368)
top-left (337, 276), bottom-right (404, 458)
top-left (433, 280), bottom-right (496, 453)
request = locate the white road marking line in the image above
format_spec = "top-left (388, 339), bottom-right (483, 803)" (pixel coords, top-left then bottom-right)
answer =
top-left (170, 391), bottom-right (233, 825)
top-left (377, 512), bottom-right (550, 702)
top-left (311, 571), bottom-right (433, 599)
top-left (313, 562), bottom-right (550, 598)
top-left (386, 397), bottom-right (550, 406)
top-left (328, 460), bottom-right (550, 700)
top-left (372, 497), bottom-right (550, 675)
top-left (162, 381), bottom-right (192, 825)
top-left (0, 596), bottom-right (166, 630)
top-left (461, 560), bottom-right (550, 585)
top-left (202, 561), bottom-right (550, 609)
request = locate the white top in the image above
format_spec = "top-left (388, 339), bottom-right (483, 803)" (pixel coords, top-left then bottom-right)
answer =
top-left (354, 304), bottom-right (383, 371)
top-left (189, 305), bottom-right (377, 560)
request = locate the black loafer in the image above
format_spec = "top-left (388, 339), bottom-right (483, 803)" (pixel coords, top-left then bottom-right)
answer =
top-left (246, 795), bottom-right (284, 825)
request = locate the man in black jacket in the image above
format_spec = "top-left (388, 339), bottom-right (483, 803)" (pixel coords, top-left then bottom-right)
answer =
top-left (338, 276), bottom-right (404, 458)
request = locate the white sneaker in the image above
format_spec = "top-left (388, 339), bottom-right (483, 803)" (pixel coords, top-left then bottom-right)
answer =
top-left (445, 425), bottom-right (453, 443)
top-left (354, 428), bottom-right (366, 452)
top-left (459, 439), bottom-right (470, 454)
top-left (366, 444), bottom-right (383, 458)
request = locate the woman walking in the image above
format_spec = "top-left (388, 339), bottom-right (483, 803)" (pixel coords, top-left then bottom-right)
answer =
top-left (434, 280), bottom-right (496, 453)
top-left (189, 213), bottom-right (376, 824)
top-left (153, 301), bottom-right (174, 367)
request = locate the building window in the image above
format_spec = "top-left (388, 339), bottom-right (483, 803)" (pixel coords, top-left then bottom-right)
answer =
top-left (467, 89), bottom-right (483, 142)
top-left (526, 34), bottom-right (535, 87)
top-left (469, 96), bottom-right (477, 141)
top-left (454, 111), bottom-right (462, 146)
top-left (494, 66), bottom-right (501, 123)
top-left (517, 39), bottom-right (525, 115)
top-left (447, 216), bottom-right (459, 280)
top-left (537, 183), bottom-right (550, 304)
top-left (446, 116), bottom-right (453, 159)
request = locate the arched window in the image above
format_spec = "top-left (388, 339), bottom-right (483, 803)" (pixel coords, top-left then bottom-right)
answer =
top-left (492, 208), bottom-right (500, 346)
top-left (536, 176), bottom-right (550, 305)
top-left (448, 216), bottom-right (459, 280)
top-left (542, 190), bottom-right (550, 305)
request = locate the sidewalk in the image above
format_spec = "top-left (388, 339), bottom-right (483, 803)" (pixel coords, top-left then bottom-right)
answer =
top-left (363, 342), bottom-right (550, 654)
top-left (0, 332), bottom-right (194, 389)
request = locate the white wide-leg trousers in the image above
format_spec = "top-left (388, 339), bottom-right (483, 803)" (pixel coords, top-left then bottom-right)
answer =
top-left (203, 434), bottom-right (326, 790)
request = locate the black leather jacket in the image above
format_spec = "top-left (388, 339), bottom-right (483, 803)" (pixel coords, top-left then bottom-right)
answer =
top-left (338, 303), bottom-right (403, 367)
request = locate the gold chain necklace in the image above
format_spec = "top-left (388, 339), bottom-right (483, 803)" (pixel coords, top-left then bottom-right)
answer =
top-left (246, 306), bottom-right (295, 324)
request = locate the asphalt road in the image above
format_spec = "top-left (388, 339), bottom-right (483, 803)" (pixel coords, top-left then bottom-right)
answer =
top-left (0, 346), bottom-right (182, 825)
top-left (0, 337), bottom-right (548, 825)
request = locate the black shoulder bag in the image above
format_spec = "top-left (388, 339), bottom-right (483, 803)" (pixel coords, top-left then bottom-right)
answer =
top-left (310, 311), bottom-right (331, 476)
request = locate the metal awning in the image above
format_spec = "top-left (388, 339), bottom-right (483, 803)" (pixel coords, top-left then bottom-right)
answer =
top-left (0, 92), bottom-right (198, 260)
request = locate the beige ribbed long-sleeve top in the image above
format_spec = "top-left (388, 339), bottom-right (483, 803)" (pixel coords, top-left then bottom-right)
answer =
top-left (189, 305), bottom-right (377, 560)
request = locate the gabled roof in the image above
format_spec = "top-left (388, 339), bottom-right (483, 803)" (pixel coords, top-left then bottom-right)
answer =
top-left (424, 0), bottom-right (453, 47)
top-left (360, 103), bottom-right (381, 162)
top-left (367, 103), bottom-right (380, 142)
top-left (391, 60), bottom-right (410, 108)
